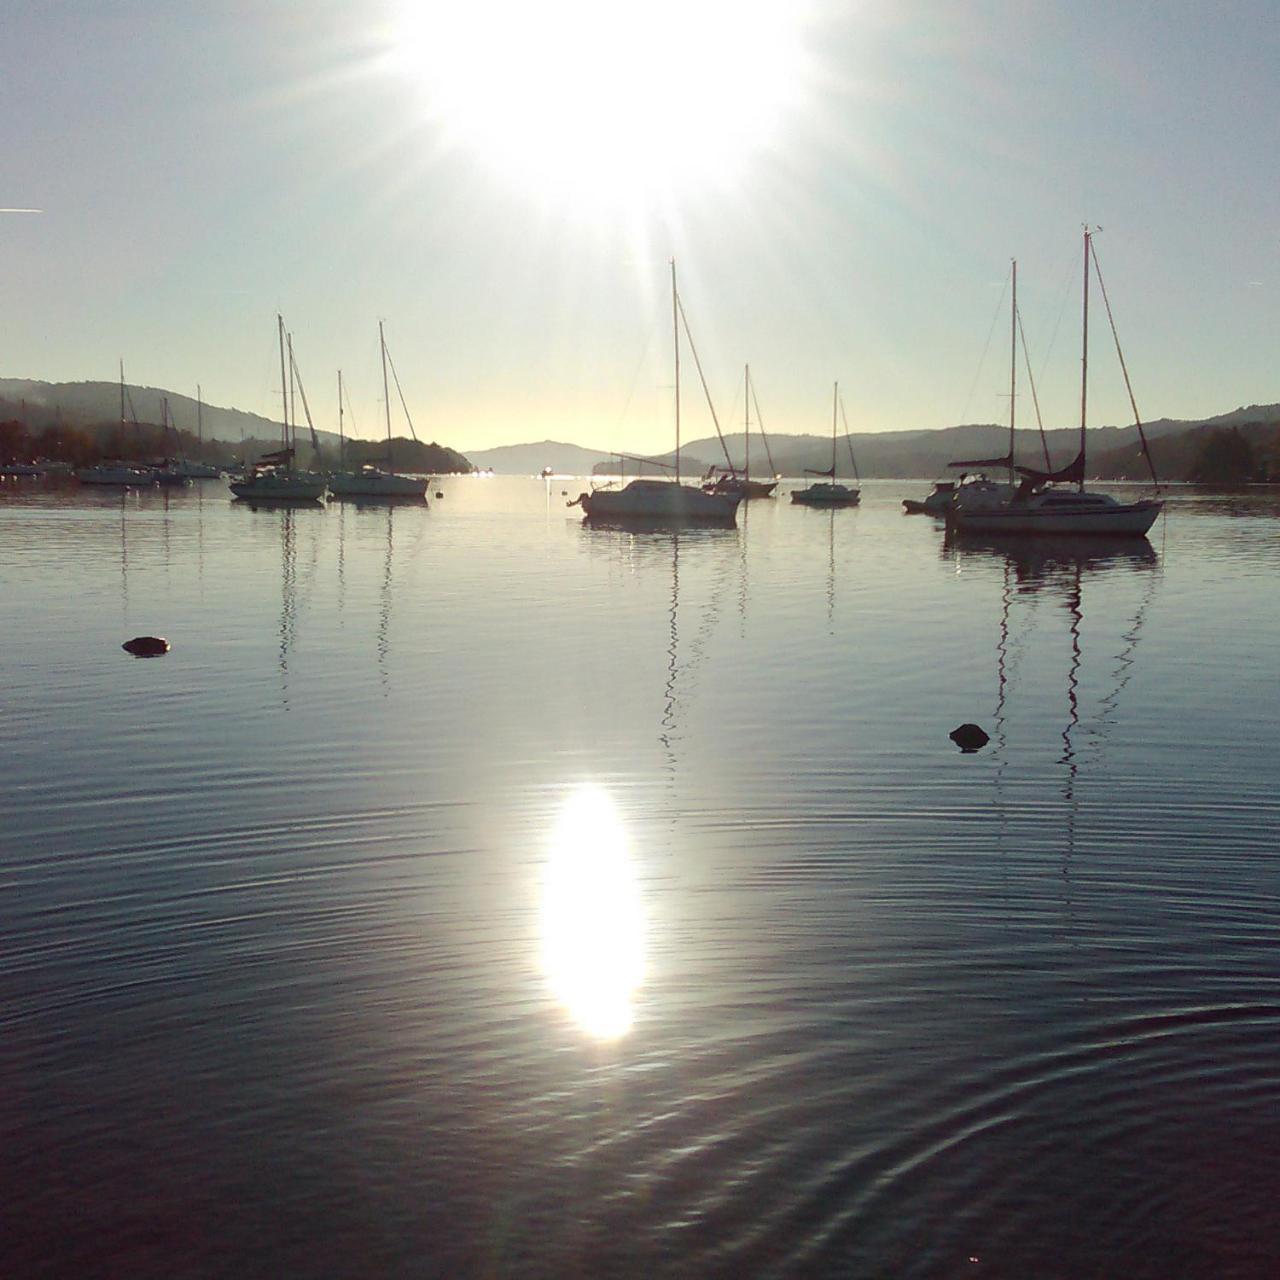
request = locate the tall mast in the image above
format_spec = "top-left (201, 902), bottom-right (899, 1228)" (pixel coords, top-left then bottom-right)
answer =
top-left (744, 364), bottom-right (750, 482)
top-left (287, 332), bottom-right (297, 454)
top-left (196, 384), bottom-right (203, 448)
top-left (119, 360), bottom-right (125, 430)
top-left (337, 369), bottom-right (344, 469)
top-left (1009, 259), bottom-right (1017, 487)
top-left (1080, 227), bottom-right (1090, 493)
top-left (379, 321), bottom-right (393, 473)
top-left (671, 259), bottom-right (681, 484)
top-left (277, 315), bottom-right (289, 454)
top-left (831, 382), bottom-right (838, 477)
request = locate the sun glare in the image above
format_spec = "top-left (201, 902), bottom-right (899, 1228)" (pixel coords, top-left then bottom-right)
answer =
top-left (542, 785), bottom-right (644, 1040)
top-left (392, 0), bottom-right (811, 212)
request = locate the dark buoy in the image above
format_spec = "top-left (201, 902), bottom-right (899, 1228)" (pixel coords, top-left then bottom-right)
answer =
top-left (123, 636), bottom-right (170, 658)
top-left (435, 491), bottom-right (444, 499)
top-left (950, 723), bottom-right (989, 752)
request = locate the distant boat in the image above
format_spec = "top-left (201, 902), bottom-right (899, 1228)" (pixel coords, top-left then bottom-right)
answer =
top-left (573, 262), bottom-right (740, 526)
top-left (1, 462), bottom-right (44, 477)
top-left (703, 365), bottom-right (779, 499)
top-left (230, 317), bottom-right (327, 502)
top-left (949, 231), bottom-right (1162, 537)
top-left (173, 386), bottom-right (223, 478)
top-left (327, 325), bottom-right (429, 500)
top-left (791, 383), bottom-right (860, 506)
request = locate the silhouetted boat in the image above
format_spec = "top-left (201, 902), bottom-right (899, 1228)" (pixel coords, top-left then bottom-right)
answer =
top-left (230, 317), bottom-right (327, 502)
top-left (575, 262), bottom-right (740, 525)
top-left (328, 324), bottom-right (429, 499)
top-left (791, 383), bottom-right (860, 506)
top-left (703, 365), bottom-right (779, 499)
top-left (949, 231), bottom-right (1162, 537)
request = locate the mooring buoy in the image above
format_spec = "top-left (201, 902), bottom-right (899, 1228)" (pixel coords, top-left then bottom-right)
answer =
top-left (950, 723), bottom-right (989, 752)
top-left (123, 636), bottom-right (170, 657)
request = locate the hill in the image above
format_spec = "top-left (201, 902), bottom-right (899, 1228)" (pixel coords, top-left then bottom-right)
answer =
top-left (464, 439), bottom-right (616, 475)
top-left (0, 377), bottom-right (473, 472)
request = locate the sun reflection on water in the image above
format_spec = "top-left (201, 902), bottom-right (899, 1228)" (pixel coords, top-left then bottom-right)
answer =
top-left (542, 785), bottom-right (644, 1041)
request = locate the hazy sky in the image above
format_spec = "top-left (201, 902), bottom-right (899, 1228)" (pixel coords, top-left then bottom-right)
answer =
top-left (2, 0), bottom-right (1276, 453)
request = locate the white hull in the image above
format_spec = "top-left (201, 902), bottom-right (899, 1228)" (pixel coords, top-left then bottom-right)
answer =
top-left (230, 469), bottom-right (327, 501)
top-left (328, 469), bottom-right (428, 498)
top-left (580, 479), bottom-right (740, 524)
top-left (949, 491), bottom-right (1162, 536)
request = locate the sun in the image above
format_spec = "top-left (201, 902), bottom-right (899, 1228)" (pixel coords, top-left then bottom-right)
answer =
top-left (391, 0), bottom-right (812, 213)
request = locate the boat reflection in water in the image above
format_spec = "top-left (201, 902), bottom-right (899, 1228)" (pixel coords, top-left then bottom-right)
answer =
top-left (542, 784), bottom-right (644, 1041)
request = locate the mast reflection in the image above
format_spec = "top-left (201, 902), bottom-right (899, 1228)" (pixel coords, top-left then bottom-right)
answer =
top-left (542, 785), bottom-right (644, 1041)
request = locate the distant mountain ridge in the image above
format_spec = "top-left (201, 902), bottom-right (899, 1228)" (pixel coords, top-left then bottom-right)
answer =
top-left (0, 376), bottom-right (472, 471)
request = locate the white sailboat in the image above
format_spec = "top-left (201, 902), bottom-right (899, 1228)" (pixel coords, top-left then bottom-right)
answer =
top-left (327, 324), bottom-right (429, 499)
top-left (230, 317), bottom-right (327, 501)
top-left (573, 262), bottom-right (741, 525)
top-left (949, 231), bottom-right (1162, 537)
top-left (791, 383), bottom-right (860, 506)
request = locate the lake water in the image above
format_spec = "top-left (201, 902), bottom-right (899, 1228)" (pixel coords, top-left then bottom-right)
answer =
top-left (3, 476), bottom-right (1279, 1278)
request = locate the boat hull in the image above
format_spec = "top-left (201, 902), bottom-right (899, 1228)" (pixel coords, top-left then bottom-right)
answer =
top-left (705, 477), bottom-right (778, 499)
top-left (328, 470), bottom-right (428, 498)
top-left (948, 498), bottom-right (1163, 536)
top-left (230, 471), bottom-right (327, 501)
top-left (579, 480), bottom-right (740, 525)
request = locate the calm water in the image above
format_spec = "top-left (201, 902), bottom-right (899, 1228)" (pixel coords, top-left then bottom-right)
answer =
top-left (3, 477), bottom-right (1279, 1278)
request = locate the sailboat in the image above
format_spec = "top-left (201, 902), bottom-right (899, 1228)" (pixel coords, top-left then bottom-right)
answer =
top-left (173, 387), bottom-right (223, 478)
top-left (229, 316), bottom-right (327, 501)
top-left (328, 324), bottom-right (429, 499)
top-left (948, 231), bottom-right (1163, 536)
top-left (790, 383), bottom-right (860, 506)
top-left (573, 262), bottom-right (741, 525)
top-left (703, 365), bottom-right (779, 498)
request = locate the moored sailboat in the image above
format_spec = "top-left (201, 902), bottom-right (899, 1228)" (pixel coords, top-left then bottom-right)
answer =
top-left (328, 324), bottom-right (429, 500)
top-left (703, 365), bottom-right (779, 499)
top-left (791, 383), bottom-right (860, 506)
top-left (573, 262), bottom-right (740, 525)
top-left (230, 317), bottom-right (327, 501)
top-left (948, 231), bottom-right (1162, 537)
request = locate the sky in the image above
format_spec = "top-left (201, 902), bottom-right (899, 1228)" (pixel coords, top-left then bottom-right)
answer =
top-left (1, 0), bottom-right (1276, 455)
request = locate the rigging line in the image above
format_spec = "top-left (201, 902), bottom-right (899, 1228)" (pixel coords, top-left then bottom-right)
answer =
top-left (288, 347), bottom-right (322, 457)
top-left (1016, 304), bottom-right (1053, 469)
top-left (383, 343), bottom-right (420, 444)
top-left (748, 372), bottom-right (779, 477)
top-left (837, 394), bottom-right (862, 483)
top-left (675, 293), bottom-right (734, 472)
top-left (960, 273), bottom-right (1009, 425)
top-left (1089, 238), bottom-right (1160, 489)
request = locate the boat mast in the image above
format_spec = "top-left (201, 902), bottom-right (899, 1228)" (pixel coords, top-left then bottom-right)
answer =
top-left (337, 369), bottom-right (344, 469)
top-left (379, 321), bottom-right (393, 474)
top-left (196, 385), bottom-right (203, 450)
top-left (119, 360), bottom-right (125, 432)
top-left (671, 259), bottom-right (681, 485)
top-left (277, 315), bottom-right (289, 456)
top-left (1080, 227), bottom-right (1090, 493)
top-left (1009, 259), bottom-right (1017, 487)
top-left (287, 332), bottom-right (297, 456)
top-left (831, 382), bottom-right (838, 478)
top-left (744, 364), bottom-right (751, 482)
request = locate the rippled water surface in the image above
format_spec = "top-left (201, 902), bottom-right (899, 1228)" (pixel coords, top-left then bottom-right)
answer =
top-left (3, 478), bottom-right (1279, 1277)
